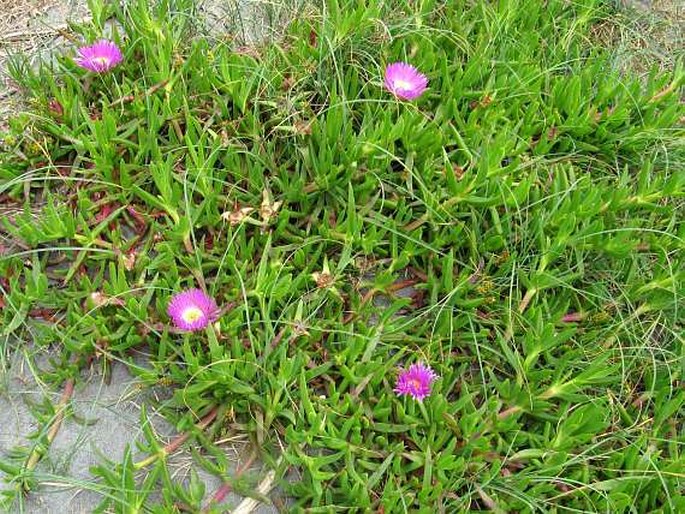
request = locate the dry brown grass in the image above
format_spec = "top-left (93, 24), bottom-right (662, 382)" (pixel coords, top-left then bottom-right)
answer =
top-left (0, 0), bottom-right (89, 124)
top-left (598, 0), bottom-right (684, 77)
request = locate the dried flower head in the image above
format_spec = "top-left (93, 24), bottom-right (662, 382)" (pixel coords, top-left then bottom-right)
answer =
top-left (394, 362), bottom-right (438, 401)
top-left (384, 62), bottom-right (428, 101)
top-left (221, 204), bottom-right (255, 226)
top-left (167, 288), bottom-right (219, 332)
top-left (75, 40), bottom-right (124, 73)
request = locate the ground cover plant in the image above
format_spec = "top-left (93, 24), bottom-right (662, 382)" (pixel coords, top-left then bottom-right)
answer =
top-left (0, 0), bottom-right (683, 511)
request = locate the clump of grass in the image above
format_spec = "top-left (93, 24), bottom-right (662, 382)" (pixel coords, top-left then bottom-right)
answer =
top-left (0, 0), bottom-right (683, 511)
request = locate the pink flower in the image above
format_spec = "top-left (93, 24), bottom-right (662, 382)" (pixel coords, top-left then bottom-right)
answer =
top-left (384, 62), bottom-right (428, 100)
top-left (394, 362), bottom-right (438, 401)
top-left (74, 40), bottom-right (123, 73)
top-left (167, 289), bottom-right (219, 332)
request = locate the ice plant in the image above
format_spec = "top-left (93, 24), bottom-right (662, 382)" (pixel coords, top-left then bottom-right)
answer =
top-left (394, 362), bottom-right (438, 401)
top-left (74, 40), bottom-right (123, 73)
top-left (167, 289), bottom-right (219, 332)
top-left (384, 62), bottom-right (428, 100)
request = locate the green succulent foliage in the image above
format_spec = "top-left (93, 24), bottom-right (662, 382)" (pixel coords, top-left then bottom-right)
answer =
top-left (0, 0), bottom-right (683, 511)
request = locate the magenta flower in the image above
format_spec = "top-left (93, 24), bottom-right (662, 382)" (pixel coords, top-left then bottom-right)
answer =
top-left (74, 40), bottom-right (123, 73)
top-left (384, 62), bottom-right (428, 100)
top-left (394, 362), bottom-right (438, 401)
top-left (167, 289), bottom-right (219, 332)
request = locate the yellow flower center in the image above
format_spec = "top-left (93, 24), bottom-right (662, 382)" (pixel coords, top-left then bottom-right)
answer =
top-left (181, 307), bottom-right (204, 323)
top-left (410, 378), bottom-right (421, 389)
top-left (393, 78), bottom-right (412, 91)
top-left (92, 57), bottom-right (111, 66)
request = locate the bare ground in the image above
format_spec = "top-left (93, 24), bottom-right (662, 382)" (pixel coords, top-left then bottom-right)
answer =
top-left (0, 0), bottom-right (90, 124)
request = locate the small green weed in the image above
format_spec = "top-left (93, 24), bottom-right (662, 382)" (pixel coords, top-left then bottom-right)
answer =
top-left (0, 0), bottom-right (683, 511)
